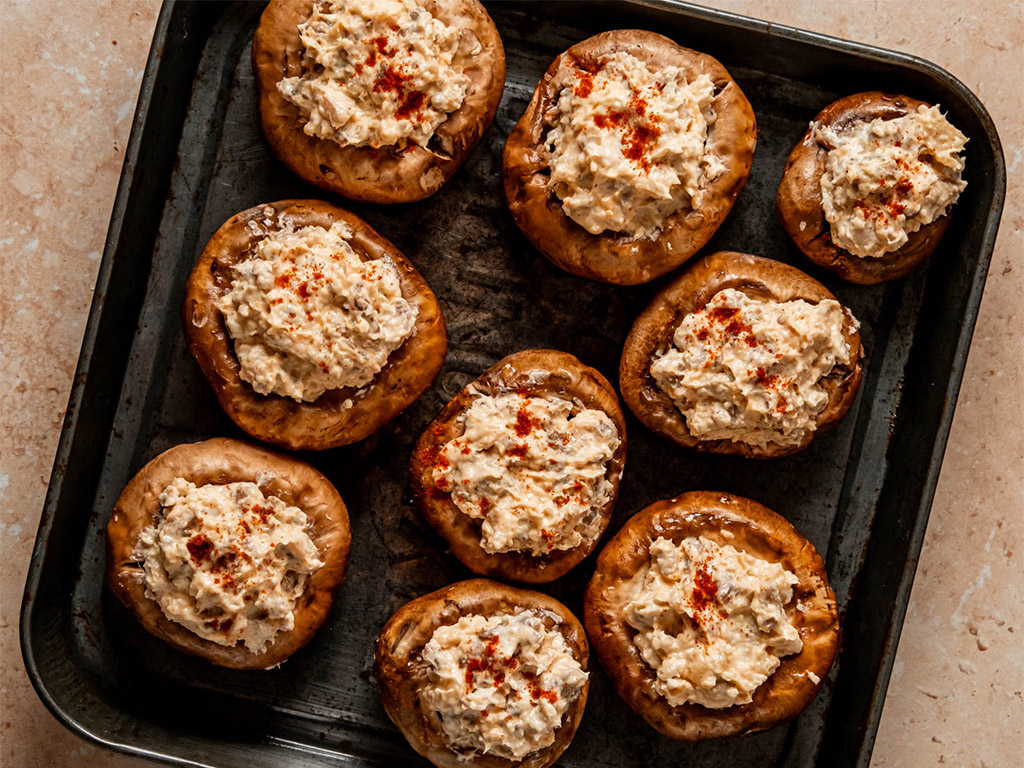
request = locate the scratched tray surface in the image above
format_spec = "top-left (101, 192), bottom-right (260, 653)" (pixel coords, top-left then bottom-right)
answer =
top-left (21, 1), bottom-right (1003, 767)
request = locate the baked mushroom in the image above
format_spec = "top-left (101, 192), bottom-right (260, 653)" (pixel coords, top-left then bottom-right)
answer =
top-left (410, 349), bottom-right (626, 583)
top-left (502, 29), bottom-right (756, 285)
top-left (253, 0), bottom-right (505, 203)
top-left (777, 91), bottom-right (969, 284)
top-left (106, 437), bottom-right (351, 670)
top-left (584, 491), bottom-right (838, 741)
top-left (183, 199), bottom-right (447, 451)
top-left (620, 251), bottom-right (862, 458)
top-left (376, 578), bottom-right (589, 767)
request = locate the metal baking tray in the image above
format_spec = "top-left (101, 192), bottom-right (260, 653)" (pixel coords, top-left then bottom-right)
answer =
top-left (21, 1), bottom-right (1005, 766)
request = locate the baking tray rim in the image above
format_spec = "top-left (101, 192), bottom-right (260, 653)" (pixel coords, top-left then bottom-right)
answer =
top-left (20, 0), bottom-right (1007, 766)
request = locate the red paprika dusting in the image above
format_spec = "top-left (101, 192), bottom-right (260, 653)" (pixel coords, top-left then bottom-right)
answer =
top-left (709, 306), bottom-right (739, 322)
top-left (479, 497), bottom-right (491, 515)
top-left (460, 445), bottom-right (471, 455)
top-left (572, 480), bottom-right (584, 492)
top-left (776, 395), bottom-right (789, 413)
top-left (396, 90), bottom-right (425, 121)
top-left (506, 443), bottom-right (529, 458)
top-left (436, 454), bottom-right (450, 470)
top-left (744, 335), bottom-right (759, 348)
top-left (696, 328), bottom-right (709, 341)
top-left (374, 65), bottom-right (411, 95)
top-left (273, 271), bottom-right (293, 289)
top-left (894, 178), bottom-right (913, 196)
top-left (574, 71), bottom-right (594, 98)
top-left (187, 535), bottom-right (213, 564)
top-left (369, 35), bottom-right (395, 57)
top-left (514, 406), bottom-right (535, 437)
top-left (297, 281), bottom-right (312, 299)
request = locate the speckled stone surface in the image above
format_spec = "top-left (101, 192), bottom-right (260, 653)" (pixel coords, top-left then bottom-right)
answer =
top-left (1, 1), bottom-right (1020, 766)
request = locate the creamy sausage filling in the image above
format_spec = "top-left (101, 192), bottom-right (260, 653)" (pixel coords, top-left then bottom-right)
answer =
top-left (134, 477), bottom-right (323, 654)
top-left (625, 536), bottom-right (802, 709)
top-left (650, 288), bottom-right (856, 449)
top-left (420, 611), bottom-right (588, 760)
top-left (219, 219), bottom-right (417, 403)
top-left (543, 51), bottom-right (725, 239)
top-left (815, 104), bottom-right (968, 257)
top-left (431, 392), bottom-right (620, 556)
top-left (277, 0), bottom-right (471, 149)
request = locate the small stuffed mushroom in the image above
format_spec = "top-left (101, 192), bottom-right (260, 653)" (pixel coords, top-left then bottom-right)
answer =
top-left (620, 251), bottom-right (862, 458)
top-left (777, 91), bottom-right (969, 284)
top-left (106, 438), bottom-right (351, 670)
top-left (376, 579), bottom-right (590, 768)
top-left (183, 199), bottom-right (447, 451)
top-left (252, 0), bottom-right (505, 203)
top-left (503, 29), bottom-right (756, 285)
top-left (410, 349), bottom-right (627, 583)
top-left (584, 491), bottom-right (838, 741)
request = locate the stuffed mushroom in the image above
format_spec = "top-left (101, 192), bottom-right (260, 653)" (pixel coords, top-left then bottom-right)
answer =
top-left (584, 491), bottom-right (838, 740)
top-left (410, 350), bottom-right (627, 583)
top-left (620, 251), bottom-right (863, 458)
top-left (253, 0), bottom-right (506, 203)
top-left (105, 438), bottom-right (351, 669)
top-left (183, 199), bottom-right (447, 451)
top-left (376, 579), bottom-right (590, 768)
top-left (777, 91), bottom-right (968, 284)
top-left (503, 29), bottom-right (756, 285)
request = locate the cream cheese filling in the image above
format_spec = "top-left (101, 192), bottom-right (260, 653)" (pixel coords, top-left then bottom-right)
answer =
top-left (650, 288), bottom-right (855, 449)
top-left (432, 392), bottom-right (621, 556)
top-left (135, 477), bottom-right (323, 655)
top-left (544, 50), bottom-right (725, 239)
top-left (277, 0), bottom-right (471, 149)
top-left (219, 219), bottom-right (417, 403)
top-left (816, 104), bottom-right (968, 258)
top-left (420, 611), bottom-right (587, 760)
top-left (625, 536), bottom-right (802, 708)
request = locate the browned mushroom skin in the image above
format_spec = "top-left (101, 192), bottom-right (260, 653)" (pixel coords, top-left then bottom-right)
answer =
top-left (105, 438), bottom-right (351, 670)
top-left (183, 199), bottom-right (447, 451)
top-left (619, 251), bottom-right (863, 458)
top-left (776, 91), bottom-right (954, 284)
top-left (584, 491), bottom-right (838, 741)
top-left (252, 0), bottom-right (505, 203)
top-left (375, 578), bottom-right (590, 768)
top-left (502, 29), bottom-right (756, 286)
top-left (410, 349), bottom-right (627, 583)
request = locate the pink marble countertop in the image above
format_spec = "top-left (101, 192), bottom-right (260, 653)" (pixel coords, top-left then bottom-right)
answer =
top-left (2, 1), bottom-right (1020, 766)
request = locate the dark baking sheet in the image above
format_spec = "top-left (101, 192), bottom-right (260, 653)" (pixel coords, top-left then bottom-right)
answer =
top-left (21, 1), bottom-right (1005, 767)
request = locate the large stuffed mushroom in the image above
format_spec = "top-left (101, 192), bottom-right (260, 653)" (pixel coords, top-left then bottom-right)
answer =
top-left (376, 579), bottom-right (590, 768)
top-left (620, 251), bottom-right (863, 458)
top-left (253, 0), bottom-right (505, 203)
top-left (777, 91), bottom-right (969, 284)
top-left (106, 438), bottom-right (351, 670)
top-left (584, 491), bottom-right (838, 740)
top-left (503, 29), bottom-right (756, 285)
top-left (410, 349), bottom-right (627, 583)
top-left (183, 199), bottom-right (447, 451)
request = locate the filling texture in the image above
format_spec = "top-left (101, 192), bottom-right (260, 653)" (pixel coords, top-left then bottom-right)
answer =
top-left (277, 0), bottom-right (471, 149)
top-left (650, 288), bottom-right (855, 449)
top-left (816, 104), bottom-right (968, 257)
top-left (625, 536), bottom-right (802, 708)
top-left (219, 220), bottom-right (417, 403)
top-left (135, 477), bottom-right (323, 654)
top-left (420, 611), bottom-right (588, 760)
top-left (432, 392), bottom-right (620, 556)
top-left (544, 51), bottom-right (725, 239)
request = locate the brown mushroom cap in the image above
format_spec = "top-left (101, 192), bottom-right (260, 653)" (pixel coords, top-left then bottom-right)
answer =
top-left (776, 91), bottom-right (954, 284)
top-left (183, 199), bottom-right (448, 451)
top-left (410, 349), bottom-right (627, 583)
top-left (252, 0), bottom-right (505, 203)
top-left (584, 491), bottom-right (838, 741)
top-left (619, 251), bottom-right (863, 458)
top-left (502, 29), bottom-right (756, 285)
top-left (375, 578), bottom-right (590, 768)
top-left (105, 438), bottom-right (351, 670)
